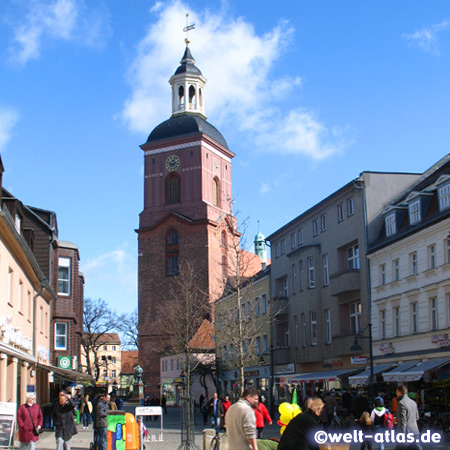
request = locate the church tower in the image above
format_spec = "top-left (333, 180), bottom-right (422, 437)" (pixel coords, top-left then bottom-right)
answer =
top-left (137, 42), bottom-right (236, 393)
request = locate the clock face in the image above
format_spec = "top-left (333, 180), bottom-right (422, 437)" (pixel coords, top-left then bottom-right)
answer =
top-left (165, 155), bottom-right (180, 172)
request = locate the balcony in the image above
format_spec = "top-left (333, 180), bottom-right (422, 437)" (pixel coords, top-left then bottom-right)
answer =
top-left (273, 346), bottom-right (291, 365)
top-left (330, 270), bottom-right (361, 297)
top-left (271, 297), bottom-right (289, 316)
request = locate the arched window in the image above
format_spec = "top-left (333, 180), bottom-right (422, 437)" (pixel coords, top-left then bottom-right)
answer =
top-left (166, 173), bottom-right (181, 204)
top-left (166, 229), bottom-right (179, 277)
top-left (199, 88), bottom-right (203, 107)
top-left (213, 177), bottom-right (220, 206)
top-left (189, 85), bottom-right (196, 108)
top-left (178, 85), bottom-right (185, 109)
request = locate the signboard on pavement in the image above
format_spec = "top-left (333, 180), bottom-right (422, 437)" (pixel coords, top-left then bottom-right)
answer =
top-left (0, 402), bottom-right (16, 448)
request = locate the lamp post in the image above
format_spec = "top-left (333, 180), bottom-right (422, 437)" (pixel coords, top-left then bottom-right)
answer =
top-left (350, 322), bottom-right (375, 404)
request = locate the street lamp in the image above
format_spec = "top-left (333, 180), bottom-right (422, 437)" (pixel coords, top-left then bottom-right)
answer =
top-left (350, 323), bottom-right (375, 404)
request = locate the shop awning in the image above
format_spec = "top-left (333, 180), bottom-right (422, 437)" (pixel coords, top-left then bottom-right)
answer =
top-left (390, 358), bottom-right (450, 382)
top-left (348, 363), bottom-right (396, 385)
top-left (381, 360), bottom-right (420, 382)
top-left (37, 362), bottom-right (93, 384)
top-left (287, 368), bottom-right (361, 383)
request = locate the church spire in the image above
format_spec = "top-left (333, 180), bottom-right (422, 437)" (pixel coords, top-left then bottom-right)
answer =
top-left (169, 28), bottom-right (207, 119)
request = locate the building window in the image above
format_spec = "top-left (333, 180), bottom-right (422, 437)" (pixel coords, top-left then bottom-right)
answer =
top-left (299, 260), bottom-right (305, 291)
top-left (411, 302), bottom-right (418, 333)
top-left (166, 229), bottom-right (179, 276)
top-left (111, 370), bottom-right (116, 378)
top-left (380, 309), bottom-right (386, 339)
top-left (392, 259), bottom-right (400, 282)
top-left (171, 359), bottom-right (174, 371)
top-left (166, 173), bottom-right (181, 204)
top-left (58, 257), bottom-right (71, 295)
top-left (393, 306), bottom-right (400, 337)
top-left (103, 369), bottom-right (107, 378)
top-left (379, 264), bottom-right (386, 286)
top-left (347, 245), bottom-right (360, 270)
top-left (104, 345), bottom-right (107, 351)
top-left (428, 244), bottom-right (437, 270)
top-left (310, 312), bottom-right (317, 345)
top-left (262, 334), bottom-right (268, 354)
top-left (261, 294), bottom-right (267, 314)
top-left (409, 200), bottom-right (421, 224)
top-left (298, 229), bottom-right (304, 245)
top-left (446, 239), bottom-right (450, 264)
top-left (321, 214), bottom-right (327, 232)
top-left (291, 232), bottom-right (296, 249)
top-left (338, 203), bottom-right (344, 222)
top-left (167, 255), bottom-right (179, 276)
top-left (301, 313), bottom-right (307, 347)
top-left (255, 297), bottom-right (260, 316)
top-left (350, 302), bottom-right (362, 334)
top-left (112, 345), bottom-right (116, 351)
top-left (294, 315), bottom-right (299, 347)
top-left (275, 243), bottom-right (281, 258)
top-left (410, 252), bottom-right (418, 275)
top-left (385, 213), bottom-right (396, 237)
top-left (430, 297), bottom-right (439, 331)
top-left (167, 229), bottom-right (178, 245)
top-left (322, 254), bottom-right (329, 286)
top-left (18, 280), bottom-right (23, 313)
top-left (7, 267), bottom-right (13, 305)
top-left (281, 239), bottom-right (286, 255)
top-left (313, 219), bottom-right (319, 236)
top-left (255, 336), bottom-right (261, 356)
top-left (307, 257), bottom-right (315, 288)
top-left (292, 264), bottom-right (297, 293)
top-left (27, 291), bottom-right (31, 321)
top-left (347, 197), bottom-right (354, 216)
top-left (212, 177), bottom-right (220, 206)
top-left (438, 183), bottom-right (450, 211)
top-left (325, 309), bottom-right (331, 344)
top-left (55, 322), bottom-right (68, 350)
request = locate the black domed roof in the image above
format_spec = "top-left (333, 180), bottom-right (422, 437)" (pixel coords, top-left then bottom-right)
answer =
top-left (146, 114), bottom-right (228, 149)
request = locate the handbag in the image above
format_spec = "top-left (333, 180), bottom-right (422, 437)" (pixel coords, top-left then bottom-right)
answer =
top-left (26, 405), bottom-right (42, 436)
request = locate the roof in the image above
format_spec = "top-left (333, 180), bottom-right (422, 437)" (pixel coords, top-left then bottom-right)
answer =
top-left (188, 319), bottom-right (215, 350)
top-left (121, 350), bottom-right (139, 374)
top-left (173, 45), bottom-right (203, 76)
top-left (85, 333), bottom-right (121, 344)
top-left (146, 114), bottom-right (228, 149)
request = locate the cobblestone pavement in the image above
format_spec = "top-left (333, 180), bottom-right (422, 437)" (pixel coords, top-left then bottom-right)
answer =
top-left (27, 403), bottom-right (450, 450)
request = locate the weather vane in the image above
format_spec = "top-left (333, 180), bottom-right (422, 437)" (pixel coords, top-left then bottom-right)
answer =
top-left (183, 13), bottom-right (195, 44)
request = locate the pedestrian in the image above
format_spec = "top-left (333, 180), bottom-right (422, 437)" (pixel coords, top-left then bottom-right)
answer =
top-left (150, 394), bottom-right (160, 421)
top-left (160, 394), bottom-right (167, 414)
top-left (371, 397), bottom-right (387, 450)
top-left (225, 387), bottom-right (259, 450)
top-left (80, 395), bottom-right (92, 429)
top-left (17, 393), bottom-right (43, 450)
top-left (52, 389), bottom-right (77, 450)
top-left (354, 392), bottom-right (370, 420)
top-left (222, 395), bottom-right (232, 421)
top-left (208, 392), bottom-right (224, 432)
top-left (323, 391), bottom-right (338, 428)
top-left (356, 411), bottom-right (372, 450)
top-left (94, 393), bottom-right (110, 450)
top-left (395, 385), bottom-right (421, 450)
top-left (200, 396), bottom-right (208, 425)
top-left (278, 397), bottom-right (324, 450)
top-left (254, 398), bottom-right (272, 439)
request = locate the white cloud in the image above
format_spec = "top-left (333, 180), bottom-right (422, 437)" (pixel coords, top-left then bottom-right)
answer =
top-left (0, 107), bottom-right (19, 151)
top-left (120, 0), bottom-right (346, 161)
top-left (402, 20), bottom-right (450, 55)
top-left (260, 182), bottom-right (272, 195)
top-left (9, 0), bottom-right (111, 65)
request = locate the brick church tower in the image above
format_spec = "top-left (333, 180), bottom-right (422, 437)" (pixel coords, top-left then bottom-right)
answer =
top-left (137, 43), bottom-right (236, 392)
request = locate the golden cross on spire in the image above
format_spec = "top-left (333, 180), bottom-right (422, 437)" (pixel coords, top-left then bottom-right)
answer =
top-left (183, 13), bottom-right (195, 44)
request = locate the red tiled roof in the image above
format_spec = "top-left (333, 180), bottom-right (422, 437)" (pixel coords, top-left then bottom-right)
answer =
top-left (189, 319), bottom-right (215, 350)
top-left (83, 333), bottom-right (121, 344)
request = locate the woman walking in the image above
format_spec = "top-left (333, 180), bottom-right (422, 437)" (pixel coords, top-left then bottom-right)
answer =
top-left (17, 393), bottom-right (43, 450)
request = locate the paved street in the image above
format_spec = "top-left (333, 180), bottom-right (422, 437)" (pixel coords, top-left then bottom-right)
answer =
top-left (27, 403), bottom-right (450, 450)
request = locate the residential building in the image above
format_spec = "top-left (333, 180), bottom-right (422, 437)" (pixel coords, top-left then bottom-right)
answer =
top-left (267, 171), bottom-right (421, 401)
top-left (214, 266), bottom-right (272, 403)
top-left (119, 350), bottom-right (139, 397)
top-left (80, 333), bottom-right (121, 389)
top-left (160, 319), bottom-right (216, 405)
top-left (369, 155), bottom-right (450, 387)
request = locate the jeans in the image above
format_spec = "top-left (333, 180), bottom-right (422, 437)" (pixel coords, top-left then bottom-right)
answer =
top-left (56, 437), bottom-right (71, 450)
top-left (96, 427), bottom-right (107, 450)
top-left (211, 415), bottom-right (221, 432)
top-left (82, 411), bottom-right (90, 427)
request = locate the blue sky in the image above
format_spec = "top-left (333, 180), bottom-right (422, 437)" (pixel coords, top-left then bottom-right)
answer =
top-left (1, 0), bottom-right (450, 314)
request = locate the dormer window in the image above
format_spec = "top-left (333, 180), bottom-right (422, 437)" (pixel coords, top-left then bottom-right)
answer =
top-left (385, 213), bottom-right (396, 237)
top-left (409, 200), bottom-right (421, 224)
top-left (438, 182), bottom-right (450, 211)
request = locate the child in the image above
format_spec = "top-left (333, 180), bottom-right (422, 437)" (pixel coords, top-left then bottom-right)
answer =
top-left (357, 411), bottom-right (372, 450)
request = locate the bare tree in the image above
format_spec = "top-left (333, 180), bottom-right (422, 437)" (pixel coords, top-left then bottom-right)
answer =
top-left (154, 261), bottom-right (210, 449)
top-left (81, 297), bottom-right (124, 381)
top-left (118, 309), bottom-right (139, 350)
top-left (214, 201), bottom-right (272, 397)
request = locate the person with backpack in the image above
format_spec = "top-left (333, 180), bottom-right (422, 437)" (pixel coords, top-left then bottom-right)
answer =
top-left (370, 397), bottom-right (388, 450)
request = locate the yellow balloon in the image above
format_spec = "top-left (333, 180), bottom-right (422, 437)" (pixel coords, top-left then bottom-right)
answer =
top-left (280, 426), bottom-right (286, 435)
top-left (292, 409), bottom-right (301, 418)
top-left (280, 413), bottom-right (292, 426)
top-left (292, 404), bottom-right (301, 412)
top-left (278, 402), bottom-right (294, 416)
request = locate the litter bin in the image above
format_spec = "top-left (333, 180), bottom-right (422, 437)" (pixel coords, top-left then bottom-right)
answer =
top-left (74, 409), bottom-right (80, 424)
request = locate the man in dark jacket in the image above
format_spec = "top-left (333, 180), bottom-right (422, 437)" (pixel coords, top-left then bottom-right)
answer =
top-left (208, 392), bottom-right (224, 432)
top-left (52, 390), bottom-right (77, 450)
top-left (95, 393), bottom-right (110, 450)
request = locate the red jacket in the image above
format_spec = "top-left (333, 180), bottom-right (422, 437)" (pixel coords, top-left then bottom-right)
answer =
top-left (17, 403), bottom-right (43, 443)
top-left (254, 403), bottom-right (272, 428)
